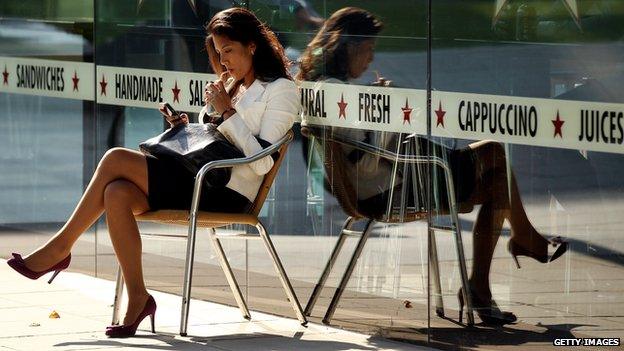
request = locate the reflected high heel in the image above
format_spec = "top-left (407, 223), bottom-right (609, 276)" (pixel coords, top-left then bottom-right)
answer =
top-left (105, 295), bottom-right (157, 338)
top-left (507, 236), bottom-right (568, 269)
top-left (7, 253), bottom-right (71, 284)
top-left (457, 287), bottom-right (517, 325)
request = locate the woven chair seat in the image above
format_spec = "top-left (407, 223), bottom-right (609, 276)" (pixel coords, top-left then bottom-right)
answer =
top-left (136, 210), bottom-right (259, 228)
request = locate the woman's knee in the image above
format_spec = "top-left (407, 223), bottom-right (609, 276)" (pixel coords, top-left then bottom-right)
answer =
top-left (476, 141), bottom-right (506, 168)
top-left (104, 180), bottom-right (150, 213)
top-left (104, 180), bottom-right (133, 204)
top-left (97, 147), bottom-right (142, 182)
top-left (96, 147), bottom-right (149, 196)
top-left (99, 147), bottom-right (129, 169)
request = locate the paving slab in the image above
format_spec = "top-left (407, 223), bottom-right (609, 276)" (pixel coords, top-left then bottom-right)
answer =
top-left (0, 260), bottom-right (435, 351)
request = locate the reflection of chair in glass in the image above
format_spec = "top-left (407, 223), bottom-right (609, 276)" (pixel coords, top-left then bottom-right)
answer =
top-left (301, 126), bottom-right (475, 325)
top-left (110, 131), bottom-right (308, 336)
top-left (305, 136), bottom-right (329, 235)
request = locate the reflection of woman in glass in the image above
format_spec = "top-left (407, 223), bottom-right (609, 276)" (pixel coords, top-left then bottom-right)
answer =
top-left (297, 7), bottom-right (568, 325)
top-left (7, 8), bottom-right (298, 337)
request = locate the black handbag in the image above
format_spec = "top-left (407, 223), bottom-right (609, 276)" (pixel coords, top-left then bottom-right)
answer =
top-left (139, 123), bottom-right (244, 188)
top-left (139, 122), bottom-right (278, 189)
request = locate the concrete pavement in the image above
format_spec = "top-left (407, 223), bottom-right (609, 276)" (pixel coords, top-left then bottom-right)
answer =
top-left (0, 259), bottom-right (437, 351)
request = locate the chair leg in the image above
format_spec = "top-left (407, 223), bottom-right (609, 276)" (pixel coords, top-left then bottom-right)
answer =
top-left (179, 212), bottom-right (200, 336)
top-left (304, 217), bottom-right (356, 316)
top-left (323, 219), bottom-right (374, 324)
top-left (441, 160), bottom-right (475, 326)
top-left (452, 220), bottom-right (474, 326)
top-left (449, 205), bottom-right (474, 326)
top-left (256, 222), bottom-right (308, 325)
top-left (111, 266), bottom-right (124, 326)
top-left (208, 228), bottom-right (251, 321)
top-left (428, 228), bottom-right (445, 317)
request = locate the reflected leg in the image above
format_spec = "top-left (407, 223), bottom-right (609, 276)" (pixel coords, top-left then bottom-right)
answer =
top-left (469, 200), bottom-right (505, 300)
top-left (464, 141), bottom-right (520, 324)
top-left (469, 140), bottom-right (550, 257)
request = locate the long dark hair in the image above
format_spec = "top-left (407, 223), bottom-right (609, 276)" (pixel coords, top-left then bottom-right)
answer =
top-left (297, 7), bottom-right (383, 82)
top-left (205, 7), bottom-right (291, 82)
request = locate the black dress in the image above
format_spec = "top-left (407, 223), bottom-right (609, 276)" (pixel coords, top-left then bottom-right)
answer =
top-left (145, 155), bottom-right (252, 213)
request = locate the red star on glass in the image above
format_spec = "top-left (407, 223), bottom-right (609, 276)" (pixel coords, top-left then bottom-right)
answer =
top-left (72, 71), bottom-right (80, 92)
top-left (99, 75), bottom-right (108, 96)
top-left (2, 66), bottom-right (8, 85)
top-left (401, 98), bottom-right (413, 124)
top-left (552, 110), bottom-right (565, 138)
top-left (337, 93), bottom-right (348, 119)
top-left (172, 80), bottom-right (181, 103)
top-left (435, 101), bottom-right (446, 127)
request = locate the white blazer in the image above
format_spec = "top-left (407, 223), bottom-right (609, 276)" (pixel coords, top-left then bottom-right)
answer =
top-left (200, 77), bottom-right (298, 202)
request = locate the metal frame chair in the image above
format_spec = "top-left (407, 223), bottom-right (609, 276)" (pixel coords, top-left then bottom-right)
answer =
top-left (110, 130), bottom-right (307, 336)
top-left (301, 126), bottom-right (475, 326)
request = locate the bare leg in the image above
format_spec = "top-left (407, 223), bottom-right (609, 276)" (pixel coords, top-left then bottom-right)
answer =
top-left (24, 148), bottom-right (150, 271)
top-left (103, 179), bottom-right (151, 325)
top-left (460, 141), bottom-right (524, 323)
top-left (469, 201), bottom-right (505, 299)
top-left (468, 141), bottom-right (548, 256)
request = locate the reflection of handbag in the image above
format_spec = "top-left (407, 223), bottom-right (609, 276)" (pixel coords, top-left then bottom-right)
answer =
top-left (139, 123), bottom-right (243, 188)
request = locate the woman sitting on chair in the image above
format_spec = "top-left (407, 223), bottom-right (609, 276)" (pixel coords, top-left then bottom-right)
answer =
top-left (7, 7), bottom-right (298, 337)
top-left (297, 7), bottom-right (568, 325)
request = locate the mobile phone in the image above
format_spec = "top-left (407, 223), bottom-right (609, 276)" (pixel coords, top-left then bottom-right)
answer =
top-left (160, 102), bottom-right (180, 122)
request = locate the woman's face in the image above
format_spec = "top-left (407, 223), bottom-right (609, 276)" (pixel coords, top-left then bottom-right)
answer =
top-left (212, 34), bottom-right (256, 81)
top-left (347, 39), bottom-right (376, 79)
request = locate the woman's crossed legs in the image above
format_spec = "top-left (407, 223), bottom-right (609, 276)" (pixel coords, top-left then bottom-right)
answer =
top-left (467, 140), bottom-right (551, 298)
top-left (23, 147), bottom-right (152, 325)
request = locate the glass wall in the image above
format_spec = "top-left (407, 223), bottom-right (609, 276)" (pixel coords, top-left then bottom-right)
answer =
top-left (0, 1), bottom-right (96, 273)
top-left (1, 0), bottom-right (623, 349)
top-left (293, 1), bottom-right (430, 341)
top-left (428, 0), bottom-right (624, 349)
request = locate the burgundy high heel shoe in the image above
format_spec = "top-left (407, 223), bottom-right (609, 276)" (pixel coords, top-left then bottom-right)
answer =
top-left (6, 253), bottom-right (71, 284)
top-left (105, 295), bottom-right (157, 338)
top-left (507, 236), bottom-right (568, 269)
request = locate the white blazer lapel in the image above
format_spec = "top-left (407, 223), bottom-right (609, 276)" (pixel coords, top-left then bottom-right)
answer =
top-left (233, 79), bottom-right (268, 133)
top-left (234, 79), bottom-right (266, 109)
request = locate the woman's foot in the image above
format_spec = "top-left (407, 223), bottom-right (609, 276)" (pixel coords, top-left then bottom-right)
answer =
top-left (7, 252), bottom-right (71, 284)
top-left (22, 245), bottom-right (71, 273)
top-left (121, 293), bottom-right (151, 326)
top-left (508, 235), bottom-right (568, 268)
top-left (458, 282), bottom-right (517, 326)
top-left (106, 293), bottom-right (156, 338)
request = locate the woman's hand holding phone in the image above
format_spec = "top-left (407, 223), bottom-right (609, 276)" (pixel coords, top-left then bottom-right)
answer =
top-left (159, 102), bottom-right (188, 128)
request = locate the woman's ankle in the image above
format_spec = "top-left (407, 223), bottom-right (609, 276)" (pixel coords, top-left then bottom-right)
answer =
top-left (47, 237), bottom-right (73, 257)
top-left (467, 279), bottom-right (492, 300)
top-left (122, 292), bottom-right (150, 323)
top-left (127, 290), bottom-right (150, 303)
top-left (510, 230), bottom-right (549, 252)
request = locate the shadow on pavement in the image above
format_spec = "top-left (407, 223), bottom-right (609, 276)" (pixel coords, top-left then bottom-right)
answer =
top-left (55, 331), bottom-right (379, 351)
